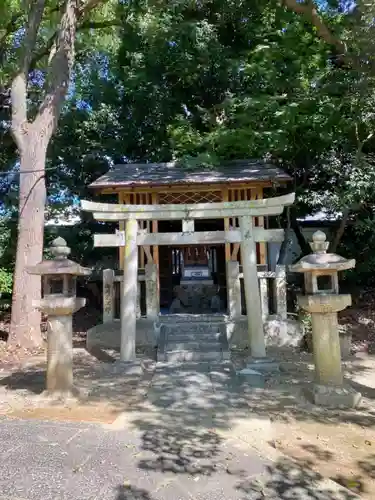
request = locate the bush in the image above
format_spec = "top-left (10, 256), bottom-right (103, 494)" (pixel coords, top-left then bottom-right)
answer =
top-left (0, 268), bottom-right (12, 295)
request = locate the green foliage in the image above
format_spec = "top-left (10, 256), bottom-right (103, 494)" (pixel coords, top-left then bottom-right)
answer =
top-left (114, 0), bottom-right (375, 214)
top-left (2, 0), bottom-right (375, 285)
top-left (0, 216), bottom-right (14, 269)
top-left (0, 216), bottom-right (13, 301)
top-left (0, 268), bottom-right (12, 294)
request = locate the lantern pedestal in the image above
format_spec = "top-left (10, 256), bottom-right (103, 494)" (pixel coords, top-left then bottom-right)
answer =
top-left (304, 384), bottom-right (361, 409)
top-left (298, 294), bottom-right (361, 409)
top-left (33, 297), bottom-right (86, 399)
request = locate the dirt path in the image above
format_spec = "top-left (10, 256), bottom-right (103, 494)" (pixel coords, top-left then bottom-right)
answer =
top-left (1, 344), bottom-right (375, 498)
top-left (230, 347), bottom-right (375, 499)
top-left (273, 419), bottom-right (375, 498)
top-left (265, 352), bottom-right (375, 499)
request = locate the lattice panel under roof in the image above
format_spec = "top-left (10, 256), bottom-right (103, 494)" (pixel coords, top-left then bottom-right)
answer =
top-left (158, 191), bottom-right (222, 205)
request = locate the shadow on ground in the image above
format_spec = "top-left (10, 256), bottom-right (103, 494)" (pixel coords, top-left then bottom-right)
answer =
top-left (111, 456), bottom-right (360, 499)
top-left (1, 346), bottom-right (375, 427)
top-left (271, 436), bottom-right (375, 497)
top-left (238, 456), bottom-right (360, 499)
top-left (1, 346), bottom-right (374, 498)
top-left (115, 485), bottom-right (153, 500)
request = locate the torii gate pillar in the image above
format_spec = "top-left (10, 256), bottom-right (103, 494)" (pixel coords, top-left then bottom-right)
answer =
top-left (120, 219), bottom-right (138, 361)
top-left (240, 215), bottom-right (266, 358)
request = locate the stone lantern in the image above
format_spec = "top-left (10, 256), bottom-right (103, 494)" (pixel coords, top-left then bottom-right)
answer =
top-left (290, 230), bottom-right (361, 408)
top-left (28, 237), bottom-right (91, 398)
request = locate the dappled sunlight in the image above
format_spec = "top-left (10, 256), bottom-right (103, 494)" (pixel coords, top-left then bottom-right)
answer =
top-left (1, 346), bottom-right (375, 428)
top-left (237, 456), bottom-right (360, 499)
top-left (1, 346), bottom-right (375, 497)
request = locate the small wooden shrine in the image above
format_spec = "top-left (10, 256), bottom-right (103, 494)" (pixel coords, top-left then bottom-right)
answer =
top-left (88, 159), bottom-right (292, 316)
top-left (83, 159), bottom-right (296, 362)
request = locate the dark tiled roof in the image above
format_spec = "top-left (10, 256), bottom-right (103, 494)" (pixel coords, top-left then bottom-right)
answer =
top-left (89, 159), bottom-right (291, 189)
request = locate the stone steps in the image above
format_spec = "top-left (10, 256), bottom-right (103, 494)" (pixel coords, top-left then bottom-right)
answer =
top-left (165, 350), bottom-right (226, 363)
top-left (157, 317), bottom-right (230, 363)
top-left (167, 341), bottom-right (222, 352)
top-left (159, 314), bottom-right (227, 324)
top-left (163, 324), bottom-right (221, 333)
top-left (170, 333), bottom-right (222, 342)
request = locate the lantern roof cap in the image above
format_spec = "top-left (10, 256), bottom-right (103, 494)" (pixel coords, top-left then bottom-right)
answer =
top-left (290, 231), bottom-right (355, 273)
top-left (27, 237), bottom-right (91, 276)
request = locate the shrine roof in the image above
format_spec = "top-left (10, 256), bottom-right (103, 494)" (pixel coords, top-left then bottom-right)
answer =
top-left (89, 159), bottom-right (292, 189)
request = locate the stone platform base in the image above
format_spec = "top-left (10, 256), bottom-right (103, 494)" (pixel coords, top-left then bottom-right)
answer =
top-left (87, 314), bottom-right (306, 353)
top-left (157, 315), bottom-right (230, 363)
top-left (87, 318), bottom-right (157, 352)
top-left (304, 383), bottom-right (362, 409)
top-left (237, 357), bottom-right (279, 388)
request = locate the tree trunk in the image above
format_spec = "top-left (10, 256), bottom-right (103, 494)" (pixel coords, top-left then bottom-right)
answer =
top-left (8, 135), bottom-right (47, 348)
top-left (329, 208), bottom-right (350, 254)
top-left (8, 0), bottom-right (94, 350)
top-left (290, 214), bottom-right (311, 256)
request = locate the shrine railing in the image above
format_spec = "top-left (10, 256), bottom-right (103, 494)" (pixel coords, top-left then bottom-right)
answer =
top-left (101, 265), bottom-right (287, 323)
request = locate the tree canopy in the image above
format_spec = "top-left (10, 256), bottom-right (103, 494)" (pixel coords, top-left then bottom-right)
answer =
top-left (1, 0), bottom-right (375, 318)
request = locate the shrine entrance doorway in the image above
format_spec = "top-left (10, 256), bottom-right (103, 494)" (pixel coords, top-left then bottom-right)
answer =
top-left (158, 219), bottom-right (226, 313)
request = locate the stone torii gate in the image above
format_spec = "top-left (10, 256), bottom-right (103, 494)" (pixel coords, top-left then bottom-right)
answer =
top-left (81, 193), bottom-right (295, 362)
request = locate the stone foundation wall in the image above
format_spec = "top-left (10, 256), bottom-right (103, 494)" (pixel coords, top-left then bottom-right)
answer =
top-left (87, 315), bottom-right (250, 351)
top-left (87, 314), bottom-right (305, 352)
top-left (87, 318), bottom-right (158, 352)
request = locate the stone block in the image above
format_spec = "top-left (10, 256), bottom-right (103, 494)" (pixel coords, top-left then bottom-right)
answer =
top-left (210, 294), bottom-right (221, 312)
top-left (172, 283), bottom-right (221, 314)
top-left (274, 264), bottom-right (287, 319)
top-left (111, 360), bottom-right (144, 376)
top-left (172, 332), bottom-right (221, 342)
top-left (102, 268), bottom-right (114, 323)
top-left (167, 341), bottom-right (221, 351)
top-left (264, 315), bottom-right (304, 348)
top-left (245, 357), bottom-right (280, 372)
top-left (145, 262), bottom-right (158, 319)
top-left (304, 383), bottom-right (362, 409)
top-left (237, 368), bottom-right (265, 388)
top-left (226, 260), bottom-right (241, 318)
top-left (222, 350), bottom-right (231, 361)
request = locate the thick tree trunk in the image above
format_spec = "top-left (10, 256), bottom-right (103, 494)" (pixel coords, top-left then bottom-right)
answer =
top-left (8, 136), bottom-right (47, 348)
top-left (8, 0), bottom-right (80, 350)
